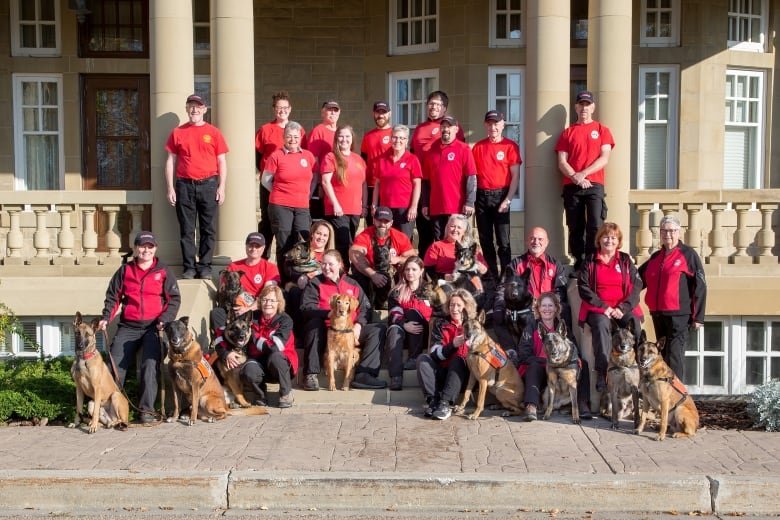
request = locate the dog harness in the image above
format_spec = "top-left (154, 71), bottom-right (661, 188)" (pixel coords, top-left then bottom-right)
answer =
top-left (472, 342), bottom-right (508, 370)
top-left (658, 376), bottom-right (690, 413)
top-left (606, 363), bottom-right (638, 384)
top-left (506, 307), bottom-right (532, 323)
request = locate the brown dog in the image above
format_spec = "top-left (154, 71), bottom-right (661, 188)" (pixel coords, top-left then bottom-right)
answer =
top-left (455, 315), bottom-right (524, 419)
top-left (599, 324), bottom-right (640, 430)
top-left (325, 294), bottom-right (360, 391)
top-left (214, 312), bottom-right (253, 408)
top-left (69, 312), bottom-right (129, 433)
top-left (539, 320), bottom-right (580, 424)
top-left (636, 333), bottom-right (699, 440)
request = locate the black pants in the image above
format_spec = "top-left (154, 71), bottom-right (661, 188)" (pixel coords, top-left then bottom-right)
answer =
top-left (522, 357), bottom-right (592, 409)
top-left (365, 186), bottom-right (374, 228)
top-left (386, 309), bottom-right (429, 378)
top-left (416, 213), bottom-right (433, 259)
top-left (651, 313), bottom-right (691, 382)
top-left (476, 187), bottom-right (511, 278)
top-left (240, 352), bottom-right (294, 398)
top-left (416, 354), bottom-right (469, 405)
top-left (430, 215), bottom-right (451, 242)
top-left (110, 324), bottom-right (161, 414)
top-left (269, 203), bottom-right (311, 264)
top-left (258, 185), bottom-right (274, 259)
top-left (388, 207), bottom-right (415, 240)
top-left (562, 183), bottom-right (606, 266)
top-left (587, 311), bottom-right (641, 378)
top-left (325, 214), bottom-right (360, 272)
top-left (175, 176), bottom-right (218, 273)
top-left (302, 317), bottom-right (386, 377)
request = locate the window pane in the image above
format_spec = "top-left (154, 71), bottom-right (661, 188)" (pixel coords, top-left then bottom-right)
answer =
top-left (20, 0), bottom-right (35, 20)
top-left (194, 26), bottom-right (210, 51)
top-left (683, 356), bottom-right (698, 386)
top-left (703, 357), bottom-right (723, 386)
top-left (644, 12), bottom-right (656, 38)
top-left (703, 322), bottom-right (723, 351)
top-left (643, 125), bottom-right (667, 188)
top-left (508, 73), bottom-right (521, 95)
top-left (495, 74), bottom-right (507, 97)
top-left (41, 82), bottom-right (58, 105)
top-left (646, 98), bottom-right (657, 119)
top-left (41, 24), bottom-right (56, 48)
top-left (508, 98), bottom-right (521, 122)
top-left (771, 322), bottom-right (780, 351)
top-left (397, 23), bottom-right (408, 46)
top-left (42, 108), bottom-right (58, 131)
top-left (509, 14), bottom-right (521, 38)
top-left (397, 80), bottom-right (408, 102)
top-left (426, 0), bottom-right (436, 16)
top-left (660, 12), bottom-right (671, 37)
top-left (397, 0), bottom-right (407, 19)
top-left (411, 78), bottom-right (423, 102)
top-left (25, 135), bottom-right (58, 190)
top-left (426, 19), bottom-right (436, 43)
top-left (40, 0), bottom-right (56, 20)
top-left (510, 0), bottom-right (521, 9)
top-left (412, 0), bottom-right (422, 17)
top-left (496, 14), bottom-right (507, 39)
top-left (193, 0), bottom-right (209, 22)
top-left (21, 25), bottom-right (37, 48)
top-left (746, 321), bottom-right (765, 351)
top-left (771, 358), bottom-right (780, 380)
top-left (23, 108), bottom-right (39, 132)
top-left (746, 357), bottom-right (765, 385)
top-left (97, 139), bottom-right (139, 187)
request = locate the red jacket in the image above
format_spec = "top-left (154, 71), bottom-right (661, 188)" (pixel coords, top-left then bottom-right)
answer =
top-left (430, 319), bottom-right (467, 368)
top-left (638, 242), bottom-right (707, 323)
top-left (300, 273), bottom-right (371, 326)
top-left (387, 284), bottom-right (434, 324)
top-left (102, 258), bottom-right (181, 328)
top-left (252, 313), bottom-right (299, 375)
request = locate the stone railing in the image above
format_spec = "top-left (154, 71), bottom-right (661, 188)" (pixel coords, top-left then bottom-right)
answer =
top-left (0, 191), bottom-right (152, 266)
top-left (629, 189), bottom-right (780, 266)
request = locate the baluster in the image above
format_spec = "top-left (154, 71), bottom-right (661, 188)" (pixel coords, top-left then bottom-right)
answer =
top-left (103, 206), bottom-right (122, 265)
top-left (708, 203), bottom-right (728, 263)
top-left (757, 203), bottom-right (778, 264)
top-left (30, 205), bottom-right (51, 265)
top-left (4, 205), bottom-right (25, 265)
top-left (80, 205), bottom-right (98, 265)
top-left (683, 203), bottom-right (704, 256)
top-left (732, 203), bottom-right (752, 263)
top-left (55, 205), bottom-right (76, 265)
top-left (634, 203), bottom-right (653, 263)
top-left (127, 204), bottom-right (144, 246)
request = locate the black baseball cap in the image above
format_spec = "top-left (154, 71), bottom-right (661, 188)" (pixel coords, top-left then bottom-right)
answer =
top-left (134, 231), bottom-right (157, 246)
top-left (322, 100), bottom-right (340, 110)
top-left (440, 115), bottom-right (457, 126)
top-left (484, 110), bottom-right (504, 122)
top-left (186, 94), bottom-right (206, 105)
top-left (374, 206), bottom-right (393, 221)
top-left (245, 232), bottom-right (266, 246)
top-left (576, 91), bottom-right (595, 104)
top-left (373, 101), bottom-right (390, 112)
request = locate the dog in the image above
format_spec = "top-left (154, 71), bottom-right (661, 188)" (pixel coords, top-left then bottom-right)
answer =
top-left (454, 314), bottom-right (525, 420)
top-left (68, 312), bottom-right (129, 433)
top-left (325, 294), bottom-right (361, 391)
top-left (216, 270), bottom-right (253, 319)
top-left (370, 237), bottom-right (396, 310)
top-left (214, 312), bottom-right (253, 408)
top-left (166, 317), bottom-right (260, 425)
top-left (539, 320), bottom-right (580, 424)
top-left (422, 274), bottom-right (448, 319)
top-left (599, 323), bottom-right (640, 430)
top-left (501, 268), bottom-right (534, 342)
top-left (635, 333), bottom-right (699, 441)
top-left (449, 241), bottom-right (485, 309)
top-left (283, 234), bottom-right (319, 290)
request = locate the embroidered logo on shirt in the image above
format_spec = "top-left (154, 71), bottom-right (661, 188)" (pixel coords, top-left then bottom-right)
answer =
top-left (615, 264), bottom-right (622, 273)
top-left (590, 130), bottom-right (600, 139)
top-left (253, 274), bottom-right (263, 284)
top-left (203, 134), bottom-right (213, 143)
top-left (400, 162), bottom-right (407, 168)
top-left (346, 289), bottom-right (355, 296)
top-left (674, 259), bottom-right (682, 267)
top-left (496, 151), bottom-right (505, 161)
top-left (548, 268), bottom-right (554, 277)
top-left (154, 273), bottom-right (162, 281)
top-left (300, 159), bottom-right (309, 167)
top-left (382, 135), bottom-right (390, 144)
top-left (432, 128), bottom-right (439, 135)
top-left (447, 152), bottom-right (456, 161)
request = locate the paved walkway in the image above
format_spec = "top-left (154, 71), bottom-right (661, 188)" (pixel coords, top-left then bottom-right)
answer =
top-left (0, 392), bottom-right (778, 516)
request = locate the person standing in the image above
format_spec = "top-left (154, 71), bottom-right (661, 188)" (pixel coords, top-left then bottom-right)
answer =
top-left (555, 90), bottom-right (614, 272)
top-left (98, 231), bottom-right (181, 424)
top-left (361, 101), bottom-right (393, 227)
top-left (472, 110), bottom-right (521, 280)
top-left (638, 215), bottom-right (707, 382)
top-left (255, 91), bottom-right (306, 259)
top-left (307, 100), bottom-right (341, 220)
top-left (165, 94), bottom-right (228, 279)
top-left (422, 116), bottom-right (477, 241)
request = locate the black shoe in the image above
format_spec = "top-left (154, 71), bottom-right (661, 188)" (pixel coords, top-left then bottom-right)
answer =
top-left (303, 374), bottom-right (319, 391)
top-left (403, 357), bottom-right (418, 371)
top-left (181, 269), bottom-right (196, 280)
top-left (424, 397), bottom-right (438, 418)
top-left (138, 412), bottom-right (157, 424)
top-left (523, 404), bottom-right (537, 422)
top-left (350, 372), bottom-right (387, 390)
top-left (596, 373), bottom-right (607, 393)
top-left (579, 405), bottom-right (593, 420)
top-left (196, 269), bottom-right (212, 280)
top-left (277, 391), bottom-right (294, 409)
top-left (389, 376), bottom-right (403, 391)
top-left (432, 402), bottom-right (451, 420)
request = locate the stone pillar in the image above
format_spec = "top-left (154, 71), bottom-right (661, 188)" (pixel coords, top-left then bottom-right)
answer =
top-left (525, 0), bottom-right (570, 259)
top-left (588, 0), bottom-right (632, 248)
top-left (149, 0), bottom-right (195, 266)
top-left (210, 0), bottom-right (256, 263)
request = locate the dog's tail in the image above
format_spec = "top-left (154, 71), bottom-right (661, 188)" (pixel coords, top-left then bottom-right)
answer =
top-left (227, 407), bottom-right (268, 416)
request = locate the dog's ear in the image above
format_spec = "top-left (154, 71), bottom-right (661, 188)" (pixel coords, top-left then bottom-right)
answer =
top-left (469, 242), bottom-right (477, 254)
top-left (557, 319), bottom-right (568, 339)
top-left (656, 336), bottom-right (666, 351)
top-left (537, 321), bottom-right (548, 340)
top-left (477, 309), bottom-right (486, 325)
top-left (638, 328), bottom-right (647, 345)
top-left (520, 267), bottom-right (531, 281)
top-left (349, 295), bottom-right (359, 314)
top-left (74, 312), bottom-right (83, 327)
top-left (89, 317), bottom-right (101, 331)
top-left (180, 316), bottom-right (190, 327)
top-left (329, 294), bottom-right (339, 309)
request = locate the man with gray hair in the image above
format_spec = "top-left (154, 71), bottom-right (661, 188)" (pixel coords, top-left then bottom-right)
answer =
top-left (638, 215), bottom-right (707, 381)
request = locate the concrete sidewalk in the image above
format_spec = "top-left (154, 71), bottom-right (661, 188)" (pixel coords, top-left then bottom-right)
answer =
top-left (0, 391), bottom-right (778, 516)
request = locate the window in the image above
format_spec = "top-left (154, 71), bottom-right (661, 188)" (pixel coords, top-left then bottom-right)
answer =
top-left (743, 320), bottom-right (780, 387)
top-left (489, 67), bottom-right (525, 210)
top-left (490, 0), bottom-right (523, 47)
top-left (390, 0), bottom-right (438, 54)
top-left (637, 66), bottom-right (679, 189)
top-left (193, 0), bottom-right (210, 56)
top-left (571, 0), bottom-right (588, 48)
top-left (724, 69), bottom-right (764, 189)
top-left (640, 0), bottom-right (680, 47)
top-left (1, 318), bottom-right (101, 358)
top-left (389, 70), bottom-right (439, 128)
top-left (12, 75), bottom-right (64, 191)
top-left (194, 76), bottom-right (212, 124)
top-left (78, 0), bottom-right (149, 58)
top-left (727, 0), bottom-right (767, 52)
top-left (10, 0), bottom-right (61, 56)
top-left (685, 321), bottom-right (728, 393)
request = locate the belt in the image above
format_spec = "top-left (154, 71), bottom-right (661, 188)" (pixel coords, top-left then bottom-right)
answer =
top-left (477, 187), bottom-right (508, 193)
top-left (177, 176), bottom-right (218, 185)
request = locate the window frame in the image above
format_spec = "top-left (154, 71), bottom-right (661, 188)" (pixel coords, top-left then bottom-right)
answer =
top-left (9, 0), bottom-right (62, 56)
top-left (388, 69), bottom-right (440, 129)
top-left (12, 74), bottom-right (65, 191)
top-left (389, 0), bottom-right (439, 55)
top-left (724, 68), bottom-right (765, 189)
top-left (639, 0), bottom-right (680, 47)
top-left (489, 0), bottom-right (524, 48)
top-left (78, 0), bottom-right (150, 58)
top-left (192, 0), bottom-right (210, 57)
top-left (636, 65), bottom-right (679, 189)
top-left (488, 66), bottom-right (525, 211)
top-left (727, 0), bottom-right (767, 52)
top-left (1, 317), bottom-right (104, 358)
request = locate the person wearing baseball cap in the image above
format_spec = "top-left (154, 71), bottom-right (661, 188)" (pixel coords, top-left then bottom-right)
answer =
top-left (98, 230), bottom-right (181, 424)
top-left (307, 100), bottom-right (342, 220)
top-left (209, 231), bottom-right (281, 335)
top-left (472, 109), bottom-right (522, 281)
top-left (165, 93), bottom-right (229, 280)
top-left (361, 100), bottom-right (394, 227)
top-left (555, 89), bottom-right (614, 273)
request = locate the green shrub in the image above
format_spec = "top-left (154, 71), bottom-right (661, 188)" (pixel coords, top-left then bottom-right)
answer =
top-left (0, 357), bottom-right (75, 422)
top-left (747, 380), bottom-right (780, 432)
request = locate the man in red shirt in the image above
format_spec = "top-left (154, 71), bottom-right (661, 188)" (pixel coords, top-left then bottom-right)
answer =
top-left (555, 90), bottom-right (615, 272)
top-left (349, 206), bottom-right (417, 309)
top-left (472, 110), bottom-right (521, 280)
top-left (307, 100), bottom-right (341, 220)
top-left (422, 116), bottom-right (477, 241)
top-left (165, 94), bottom-right (229, 280)
top-left (254, 91), bottom-right (306, 260)
top-left (361, 100), bottom-right (393, 227)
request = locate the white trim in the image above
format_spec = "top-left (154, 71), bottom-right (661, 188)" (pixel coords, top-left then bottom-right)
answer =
top-left (9, 0), bottom-right (61, 57)
top-left (388, 69), bottom-right (439, 129)
top-left (388, 0), bottom-right (439, 55)
top-left (12, 74), bottom-right (65, 191)
top-left (488, 66), bottom-right (525, 211)
top-left (724, 68), bottom-right (765, 189)
top-left (639, 0), bottom-right (680, 47)
top-left (727, 0), bottom-right (767, 52)
top-left (489, 0), bottom-right (524, 48)
top-left (636, 65), bottom-right (679, 189)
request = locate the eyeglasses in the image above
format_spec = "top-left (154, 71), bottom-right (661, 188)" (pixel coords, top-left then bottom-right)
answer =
top-left (260, 298), bottom-right (278, 304)
top-left (659, 228), bottom-right (680, 234)
top-left (391, 136), bottom-right (408, 141)
top-left (427, 102), bottom-right (444, 108)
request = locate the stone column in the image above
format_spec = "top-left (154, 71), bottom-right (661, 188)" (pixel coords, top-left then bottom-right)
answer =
top-left (210, 0), bottom-right (256, 263)
top-left (149, 0), bottom-right (194, 266)
top-left (525, 0), bottom-right (570, 259)
top-left (588, 0), bottom-right (632, 248)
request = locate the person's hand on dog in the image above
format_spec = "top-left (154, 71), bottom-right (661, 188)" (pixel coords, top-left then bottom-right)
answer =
top-left (453, 334), bottom-right (465, 348)
top-left (403, 322), bottom-right (423, 334)
top-left (225, 351), bottom-right (242, 370)
top-left (370, 272), bottom-right (388, 287)
top-left (97, 319), bottom-right (108, 331)
top-left (352, 323), bottom-right (362, 345)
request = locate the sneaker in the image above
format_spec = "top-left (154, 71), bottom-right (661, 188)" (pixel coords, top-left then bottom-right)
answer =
top-left (278, 391), bottom-right (294, 409)
top-left (303, 374), bottom-right (319, 391)
top-left (432, 402), bottom-right (452, 421)
top-left (196, 269), bottom-right (212, 280)
top-left (181, 269), bottom-right (196, 280)
top-left (523, 404), bottom-right (537, 422)
top-left (423, 397), bottom-right (437, 418)
top-left (403, 357), bottom-right (418, 371)
top-left (579, 404), bottom-right (593, 420)
top-left (596, 373), bottom-right (607, 393)
top-left (253, 398), bottom-right (267, 407)
top-left (350, 372), bottom-right (387, 390)
top-left (138, 412), bottom-right (157, 424)
top-left (389, 376), bottom-right (403, 391)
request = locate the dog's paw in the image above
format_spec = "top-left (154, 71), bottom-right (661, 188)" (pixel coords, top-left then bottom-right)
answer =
top-left (467, 414), bottom-right (479, 420)
top-left (501, 411), bottom-right (510, 417)
top-left (572, 418), bottom-right (581, 425)
top-left (452, 405), bottom-right (465, 415)
top-left (166, 417), bottom-right (175, 423)
top-left (655, 434), bottom-right (665, 441)
top-left (67, 422), bottom-right (77, 429)
top-left (340, 386), bottom-right (350, 391)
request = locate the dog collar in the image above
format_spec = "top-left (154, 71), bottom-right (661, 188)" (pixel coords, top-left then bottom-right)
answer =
top-left (80, 350), bottom-right (97, 361)
top-left (608, 364), bottom-right (638, 372)
top-left (329, 327), bottom-right (354, 334)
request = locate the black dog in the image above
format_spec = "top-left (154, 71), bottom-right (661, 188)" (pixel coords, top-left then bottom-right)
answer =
top-left (450, 241), bottom-right (485, 309)
top-left (501, 268), bottom-right (534, 342)
top-left (370, 237), bottom-right (395, 310)
top-left (216, 270), bottom-right (245, 319)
